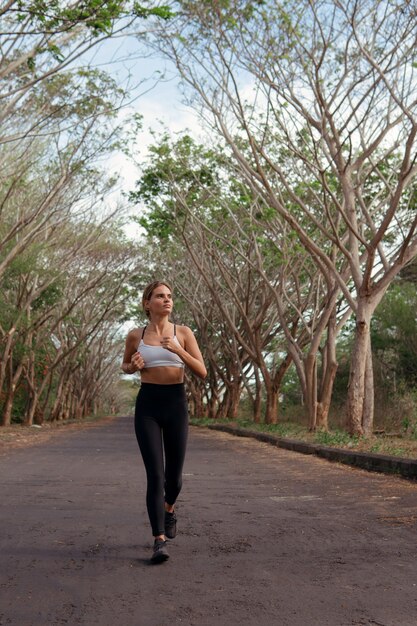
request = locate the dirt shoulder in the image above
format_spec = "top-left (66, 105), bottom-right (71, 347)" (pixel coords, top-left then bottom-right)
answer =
top-left (0, 416), bottom-right (118, 454)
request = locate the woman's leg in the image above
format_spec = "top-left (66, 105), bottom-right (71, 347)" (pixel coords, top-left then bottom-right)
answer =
top-left (135, 393), bottom-right (165, 537)
top-left (162, 386), bottom-right (189, 507)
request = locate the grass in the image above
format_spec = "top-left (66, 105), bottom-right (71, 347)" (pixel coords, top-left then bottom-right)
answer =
top-left (189, 417), bottom-right (417, 460)
top-left (2, 413), bottom-right (417, 460)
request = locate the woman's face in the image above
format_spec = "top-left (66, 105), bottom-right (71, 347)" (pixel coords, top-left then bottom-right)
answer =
top-left (145, 284), bottom-right (173, 317)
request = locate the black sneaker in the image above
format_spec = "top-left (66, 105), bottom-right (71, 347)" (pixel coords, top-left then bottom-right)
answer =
top-left (151, 539), bottom-right (169, 564)
top-left (164, 511), bottom-right (177, 539)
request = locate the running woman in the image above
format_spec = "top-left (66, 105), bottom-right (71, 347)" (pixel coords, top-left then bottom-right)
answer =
top-left (121, 281), bottom-right (207, 563)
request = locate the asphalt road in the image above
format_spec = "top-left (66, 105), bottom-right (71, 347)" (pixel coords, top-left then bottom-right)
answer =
top-left (1, 416), bottom-right (416, 626)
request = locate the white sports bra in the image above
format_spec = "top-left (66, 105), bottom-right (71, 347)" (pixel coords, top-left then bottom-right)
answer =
top-left (138, 325), bottom-right (185, 369)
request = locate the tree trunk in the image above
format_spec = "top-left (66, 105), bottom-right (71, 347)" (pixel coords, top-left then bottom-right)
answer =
top-left (23, 343), bottom-right (39, 426)
top-left (24, 391), bottom-right (39, 427)
top-left (229, 387), bottom-right (240, 420)
top-left (194, 390), bottom-right (206, 419)
top-left (0, 328), bottom-right (16, 401)
top-left (40, 370), bottom-right (54, 421)
top-left (222, 379), bottom-right (241, 419)
top-left (316, 363), bottom-right (338, 431)
top-left (316, 312), bottom-right (338, 431)
top-left (207, 392), bottom-right (218, 419)
top-left (253, 367), bottom-right (262, 424)
top-left (50, 372), bottom-right (66, 421)
top-left (2, 360), bottom-right (25, 426)
top-left (2, 391), bottom-right (14, 427)
top-left (346, 302), bottom-right (373, 436)
top-left (304, 353), bottom-right (318, 431)
top-left (261, 354), bottom-right (292, 425)
top-left (362, 343), bottom-right (374, 436)
top-left (264, 389), bottom-right (278, 424)
top-left (206, 375), bottom-right (220, 419)
top-left (187, 380), bottom-right (205, 418)
top-left (259, 364), bottom-right (275, 424)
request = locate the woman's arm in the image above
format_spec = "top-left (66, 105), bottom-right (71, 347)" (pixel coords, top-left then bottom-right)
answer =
top-left (121, 329), bottom-right (143, 374)
top-left (161, 326), bottom-right (207, 379)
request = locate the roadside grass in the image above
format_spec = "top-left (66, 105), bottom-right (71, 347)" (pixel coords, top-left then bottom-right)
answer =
top-left (189, 417), bottom-right (417, 460)
top-left (2, 413), bottom-right (417, 460)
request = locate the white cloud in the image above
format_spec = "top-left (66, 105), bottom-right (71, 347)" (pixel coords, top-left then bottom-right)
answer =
top-left (88, 38), bottom-right (207, 240)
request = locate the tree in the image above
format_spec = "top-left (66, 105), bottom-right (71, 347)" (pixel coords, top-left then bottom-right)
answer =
top-left (151, 0), bottom-right (417, 434)
top-left (0, 0), bottom-right (172, 130)
top-left (0, 199), bottom-right (144, 425)
top-left (133, 132), bottom-right (348, 424)
top-left (0, 1), bottom-right (173, 426)
top-left (132, 129), bottom-right (356, 428)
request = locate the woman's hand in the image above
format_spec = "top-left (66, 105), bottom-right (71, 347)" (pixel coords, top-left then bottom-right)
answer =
top-left (161, 329), bottom-right (206, 380)
top-left (131, 351), bottom-right (145, 371)
top-left (160, 336), bottom-right (180, 354)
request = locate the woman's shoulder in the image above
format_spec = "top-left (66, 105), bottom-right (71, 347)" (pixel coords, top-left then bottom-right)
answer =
top-left (175, 324), bottom-right (195, 340)
top-left (175, 323), bottom-right (192, 333)
top-left (126, 326), bottom-right (144, 342)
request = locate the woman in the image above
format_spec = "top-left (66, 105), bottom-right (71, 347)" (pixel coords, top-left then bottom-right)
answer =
top-left (121, 280), bottom-right (206, 564)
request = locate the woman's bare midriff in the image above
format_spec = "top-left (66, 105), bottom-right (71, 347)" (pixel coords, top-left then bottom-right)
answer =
top-left (140, 366), bottom-right (185, 385)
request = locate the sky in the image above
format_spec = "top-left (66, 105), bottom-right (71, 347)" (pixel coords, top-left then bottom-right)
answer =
top-left (85, 33), bottom-right (205, 239)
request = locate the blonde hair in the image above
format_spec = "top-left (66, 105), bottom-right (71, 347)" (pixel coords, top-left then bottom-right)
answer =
top-left (142, 280), bottom-right (173, 318)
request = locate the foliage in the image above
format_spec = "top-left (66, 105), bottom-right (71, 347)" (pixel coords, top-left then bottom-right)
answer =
top-left (0, 2), bottom-right (168, 426)
top-left (372, 278), bottom-right (417, 388)
top-left (14, 0), bottom-right (173, 36)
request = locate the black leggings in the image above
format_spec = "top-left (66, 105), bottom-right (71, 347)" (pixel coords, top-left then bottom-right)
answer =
top-left (134, 383), bottom-right (188, 537)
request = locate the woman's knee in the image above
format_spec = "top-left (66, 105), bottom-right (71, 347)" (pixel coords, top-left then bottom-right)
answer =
top-left (165, 476), bottom-right (182, 502)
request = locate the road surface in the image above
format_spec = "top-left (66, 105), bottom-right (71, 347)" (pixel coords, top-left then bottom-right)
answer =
top-left (1, 416), bottom-right (416, 626)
